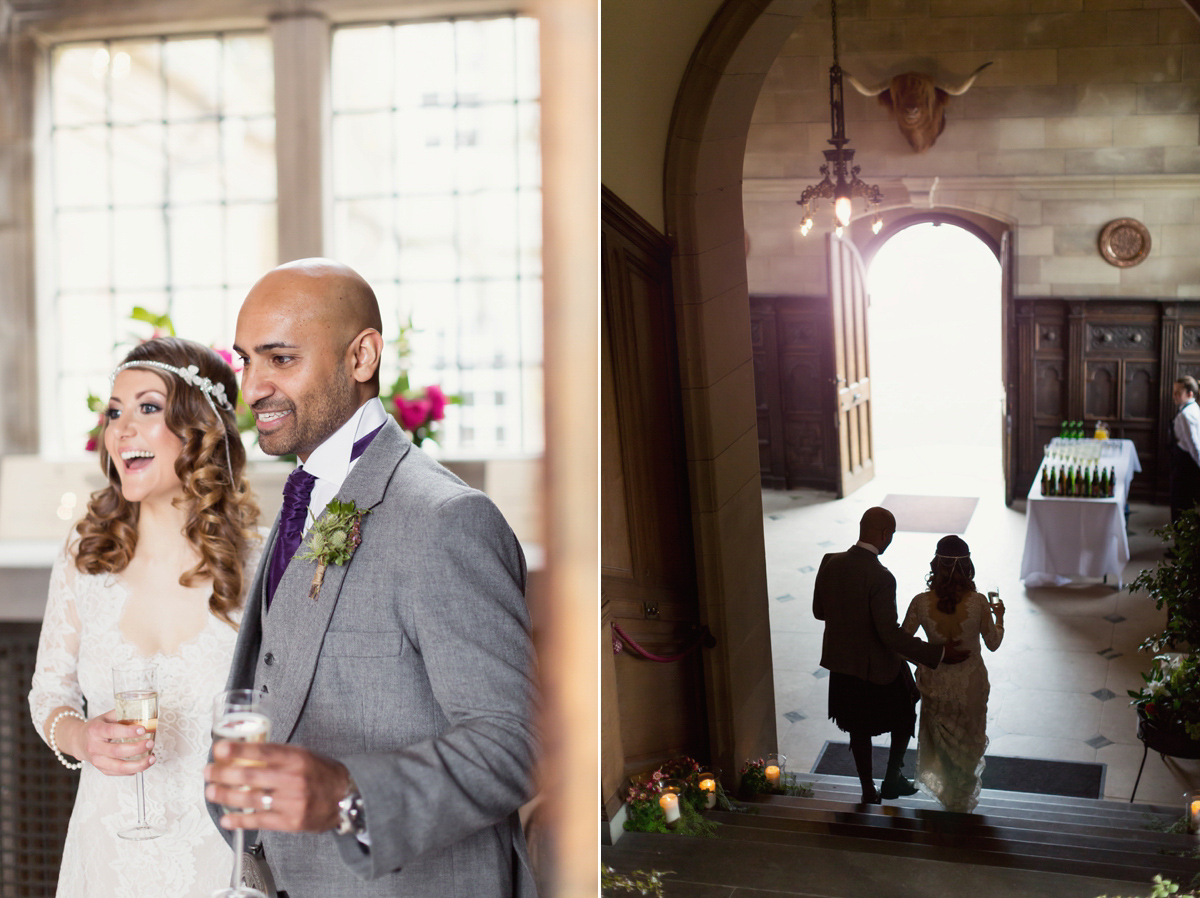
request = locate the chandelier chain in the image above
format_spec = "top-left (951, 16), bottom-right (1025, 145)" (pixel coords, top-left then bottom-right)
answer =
top-left (831, 0), bottom-right (839, 67)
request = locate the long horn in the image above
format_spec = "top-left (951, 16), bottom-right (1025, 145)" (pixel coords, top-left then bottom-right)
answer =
top-left (845, 72), bottom-right (887, 97)
top-left (940, 61), bottom-right (993, 97)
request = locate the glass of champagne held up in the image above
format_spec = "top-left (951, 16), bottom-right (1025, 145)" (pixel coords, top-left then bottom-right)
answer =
top-left (211, 689), bottom-right (271, 898)
top-left (112, 662), bottom-right (164, 840)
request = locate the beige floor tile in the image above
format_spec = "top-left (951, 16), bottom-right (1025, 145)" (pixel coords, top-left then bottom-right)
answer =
top-left (1098, 696), bottom-right (1142, 746)
top-left (1097, 740), bottom-right (1200, 805)
top-left (999, 647), bottom-right (1108, 694)
top-left (996, 687), bottom-right (1104, 741)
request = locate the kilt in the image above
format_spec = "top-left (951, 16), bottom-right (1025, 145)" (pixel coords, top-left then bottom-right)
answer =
top-left (827, 666), bottom-right (917, 737)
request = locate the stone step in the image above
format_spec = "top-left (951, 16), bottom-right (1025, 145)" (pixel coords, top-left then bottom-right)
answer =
top-left (743, 793), bottom-right (1189, 846)
top-left (711, 809), bottom-right (1200, 883)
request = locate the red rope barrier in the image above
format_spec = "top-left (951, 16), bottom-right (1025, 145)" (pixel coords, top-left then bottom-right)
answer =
top-left (611, 621), bottom-right (713, 662)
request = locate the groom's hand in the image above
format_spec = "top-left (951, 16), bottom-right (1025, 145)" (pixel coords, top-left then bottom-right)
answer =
top-left (941, 644), bottom-right (970, 664)
top-left (204, 741), bottom-right (350, 833)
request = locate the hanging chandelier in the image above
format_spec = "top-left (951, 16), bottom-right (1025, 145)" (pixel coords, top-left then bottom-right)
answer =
top-left (798, 0), bottom-right (883, 238)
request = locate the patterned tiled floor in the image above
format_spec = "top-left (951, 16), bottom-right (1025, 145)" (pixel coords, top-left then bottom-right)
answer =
top-left (765, 443), bottom-right (1200, 807)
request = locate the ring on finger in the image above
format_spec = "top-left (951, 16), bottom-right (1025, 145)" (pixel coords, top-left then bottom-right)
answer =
top-left (261, 791), bottom-right (274, 813)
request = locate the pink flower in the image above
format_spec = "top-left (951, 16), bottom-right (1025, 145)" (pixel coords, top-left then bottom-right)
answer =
top-left (85, 435), bottom-right (97, 451)
top-left (426, 384), bottom-right (448, 421)
top-left (394, 395), bottom-right (432, 432)
top-left (214, 347), bottom-right (242, 373)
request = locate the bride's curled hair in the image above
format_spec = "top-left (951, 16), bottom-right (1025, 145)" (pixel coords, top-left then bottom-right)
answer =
top-left (926, 534), bottom-right (976, 615)
top-left (74, 337), bottom-right (259, 628)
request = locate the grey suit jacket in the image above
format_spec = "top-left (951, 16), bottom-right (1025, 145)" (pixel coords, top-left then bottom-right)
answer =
top-left (812, 545), bottom-right (942, 684)
top-left (215, 419), bottom-right (538, 898)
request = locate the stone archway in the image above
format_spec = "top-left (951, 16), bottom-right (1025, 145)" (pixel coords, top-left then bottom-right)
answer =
top-left (661, 0), bottom-right (822, 778)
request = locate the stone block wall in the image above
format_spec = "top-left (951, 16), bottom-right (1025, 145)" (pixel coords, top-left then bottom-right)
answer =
top-left (743, 2), bottom-right (1200, 298)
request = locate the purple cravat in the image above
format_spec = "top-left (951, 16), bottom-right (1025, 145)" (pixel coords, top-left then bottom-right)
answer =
top-left (266, 467), bottom-right (317, 607)
top-left (265, 423), bottom-right (383, 608)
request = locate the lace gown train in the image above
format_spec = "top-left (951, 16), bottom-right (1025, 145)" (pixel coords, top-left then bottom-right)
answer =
top-left (901, 591), bottom-right (1004, 813)
top-left (29, 545), bottom-right (260, 898)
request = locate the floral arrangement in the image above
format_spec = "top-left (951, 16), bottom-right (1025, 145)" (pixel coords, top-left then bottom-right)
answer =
top-left (379, 318), bottom-right (460, 447)
top-left (1098, 875), bottom-right (1196, 898)
top-left (601, 865), bottom-right (671, 898)
top-left (739, 758), bottom-right (814, 798)
top-left (622, 755), bottom-right (721, 837)
top-left (1129, 653), bottom-right (1200, 740)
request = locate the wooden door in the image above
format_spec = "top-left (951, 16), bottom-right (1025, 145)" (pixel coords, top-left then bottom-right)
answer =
top-left (827, 233), bottom-right (874, 497)
top-left (1000, 229), bottom-right (1015, 506)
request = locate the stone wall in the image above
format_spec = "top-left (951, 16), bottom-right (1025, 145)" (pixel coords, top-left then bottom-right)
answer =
top-left (743, 1), bottom-right (1200, 297)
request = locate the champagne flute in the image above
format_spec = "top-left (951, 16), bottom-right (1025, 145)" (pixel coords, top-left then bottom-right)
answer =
top-left (211, 689), bottom-right (271, 898)
top-left (113, 662), bottom-right (164, 840)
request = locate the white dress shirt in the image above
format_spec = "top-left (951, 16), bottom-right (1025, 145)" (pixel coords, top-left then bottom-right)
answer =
top-left (1175, 398), bottom-right (1200, 468)
top-left (296, 397), bottom-right (390, 538)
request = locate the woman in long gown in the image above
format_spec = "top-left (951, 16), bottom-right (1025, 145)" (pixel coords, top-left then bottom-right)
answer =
top-left (901, 535), bottom-right (1005, 813)
top-left (29, 337), bottom-right (261, 897)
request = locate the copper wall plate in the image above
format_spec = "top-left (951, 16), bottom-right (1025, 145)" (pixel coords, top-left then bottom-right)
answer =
top-left (1098, 218), bottom-right (1151, 268)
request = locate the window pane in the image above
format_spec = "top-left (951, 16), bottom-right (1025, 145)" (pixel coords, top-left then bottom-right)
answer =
top-left (223, 35), bottom-right (273, 117)
top-left (110, 40), bottom-right (163, 123)
top-left (113, 208), bottom-right (166, 290)
top-left (332, 26), bottom-right (392, 112)
top-left (394, 23), bottom-right (454, 109)
top-left (333, 112), bottom-right (393, 197)
top-left (332, 14), bottom-right (541, 455)
top-left (334, 198), bottom-right (396, 283)
top-left (167, 121), bottom-right (221, 203)
top-left (165, 37), bottom-right (220, 120)
top-left (57, 211), bottom-right (111, 290)
top-left (52, 44), bottom-right (108, 126)
top-left (54, 127), bottom-right (109, 208)
top-left (169, 205), bottom-right (223, 287)
top-left (49, 31), bottom-right (276, 455)
top-left (223, 117), bottom-right (276, 201)
top-left (112, 124), bottom-right (165, 206)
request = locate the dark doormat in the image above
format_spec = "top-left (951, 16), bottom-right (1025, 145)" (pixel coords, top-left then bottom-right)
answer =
top-left (811, 741), bottom-right (1104, 800)
top-left (881, 494), bottom-right (979, 534)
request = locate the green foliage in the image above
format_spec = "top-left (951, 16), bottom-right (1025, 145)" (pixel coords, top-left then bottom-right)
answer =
top-left (601, 865), bottom-right (672, 898)
top-left (739, 759), bottom-right (812, 797)
top-left (129, 306), bottom-right (176, 336)
top-left (1097, 874), bottom-right (1195, 897)
top-left (1129, 508), bottom-right (1200, 652)
top-left (621, 755), bottom-right (724, 837)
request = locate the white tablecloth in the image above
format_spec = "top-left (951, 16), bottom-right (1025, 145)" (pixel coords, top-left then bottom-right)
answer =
top-left (1019, 439), bottom-right (1141, 588)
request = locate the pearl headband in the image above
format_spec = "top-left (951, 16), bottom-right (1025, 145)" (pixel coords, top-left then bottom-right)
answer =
top-left (110, 360), bottom-right (235, 483)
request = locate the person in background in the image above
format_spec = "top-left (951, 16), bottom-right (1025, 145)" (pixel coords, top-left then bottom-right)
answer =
top-left (1170, 375), bottom-right (1200, 526)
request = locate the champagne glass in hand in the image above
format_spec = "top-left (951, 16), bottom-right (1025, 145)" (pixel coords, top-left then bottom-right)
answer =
top-left (211, 689), bottom-right (271, 898)
top-left (113, 663), bottom-right (164, 840)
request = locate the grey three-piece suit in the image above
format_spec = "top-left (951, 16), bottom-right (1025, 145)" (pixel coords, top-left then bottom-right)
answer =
top-left (214, 417), bottom-right (538, 898)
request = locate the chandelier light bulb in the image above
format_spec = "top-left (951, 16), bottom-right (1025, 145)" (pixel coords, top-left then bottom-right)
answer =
top-left (834, 196), bottom-right (853, 227)
top-left (835, 224), bottom-right (844, 238)
top-left (872, 216), bottom-right (883, 235)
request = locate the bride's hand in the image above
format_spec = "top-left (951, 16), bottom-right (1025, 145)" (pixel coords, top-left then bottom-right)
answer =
top-left (990, 598), bottom-right (1005, 622)
top-left (70, 710), bottom-right (156, 776)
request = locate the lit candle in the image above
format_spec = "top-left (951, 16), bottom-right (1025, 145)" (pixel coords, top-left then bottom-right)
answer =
top-left (1190, 797), bottom-right (1200, 834)
top-left (659, 791), bottom-right (681, 823)
top-left (699, 777), bottom-right (717, 809)
top-left (764, 765), bottom-right (781, 788)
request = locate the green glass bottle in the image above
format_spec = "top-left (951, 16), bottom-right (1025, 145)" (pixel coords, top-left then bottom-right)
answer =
top-left (1083, 465), bottom-right (1092, 497)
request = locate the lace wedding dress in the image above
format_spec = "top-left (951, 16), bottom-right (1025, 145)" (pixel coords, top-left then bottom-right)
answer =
top-left (901, 590), bottom-right (1004, 813)
top-left (29, 542), bottom-right (261, 898)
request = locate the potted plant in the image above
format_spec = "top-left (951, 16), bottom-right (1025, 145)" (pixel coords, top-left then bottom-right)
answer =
top-left (1128, 507), bottom-right (1200, 756)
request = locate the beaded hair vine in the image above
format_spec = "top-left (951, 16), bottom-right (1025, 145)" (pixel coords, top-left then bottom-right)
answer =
top-left (109, 360), bottom-right (235, 484)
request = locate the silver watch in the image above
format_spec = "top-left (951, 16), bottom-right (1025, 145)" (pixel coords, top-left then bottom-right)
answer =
top-left (334, 775), bottom-right (366, 836)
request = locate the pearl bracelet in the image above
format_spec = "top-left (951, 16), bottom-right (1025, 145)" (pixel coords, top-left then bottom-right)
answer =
top-left (49, 709), bottom-right (85, 771)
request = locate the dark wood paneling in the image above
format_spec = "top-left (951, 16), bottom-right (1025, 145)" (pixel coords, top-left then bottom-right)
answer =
top-left (750, 294), bottom-right (838, 491)
top-left (1011, 297), bottom-right (1200, 503)
top-left (600, 187), bottom-right (707, 801)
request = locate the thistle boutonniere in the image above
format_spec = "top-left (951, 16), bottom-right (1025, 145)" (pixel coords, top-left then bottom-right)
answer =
top-left (297, 499), bottom-right (370, 600)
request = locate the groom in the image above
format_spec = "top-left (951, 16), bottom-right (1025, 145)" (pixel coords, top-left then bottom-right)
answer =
top-left (204, 259), bottom-right (538, 897)
top-left (813, 507), bottom-right (966, 804)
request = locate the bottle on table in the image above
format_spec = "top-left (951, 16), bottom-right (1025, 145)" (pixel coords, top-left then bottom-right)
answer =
top-left (1109, 466), bottom-right (1116, 498)
top-left (1041, 466), bottom-right (1049, 496)
top-left (1083, 465), bottom-right (1091, 498)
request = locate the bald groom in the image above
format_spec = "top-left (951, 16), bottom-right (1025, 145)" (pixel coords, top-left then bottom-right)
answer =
top-left (205, 259), bottom-right (538, 897)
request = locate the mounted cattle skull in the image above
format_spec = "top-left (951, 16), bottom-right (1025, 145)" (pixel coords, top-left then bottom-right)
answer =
top-left (846, 62), bottom-right (992, 153)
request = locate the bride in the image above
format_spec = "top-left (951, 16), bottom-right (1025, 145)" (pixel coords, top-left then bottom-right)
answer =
top-left (29, 337), bottom-right (261, 897)
top-left (901, 535), bottom-right (1004, 813)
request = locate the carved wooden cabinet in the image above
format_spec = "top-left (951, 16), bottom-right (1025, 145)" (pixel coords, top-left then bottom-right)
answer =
top-left (750, 294), bottom-right (838, 492)
top-left (1012, 298), bottom-right (1200, 503)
